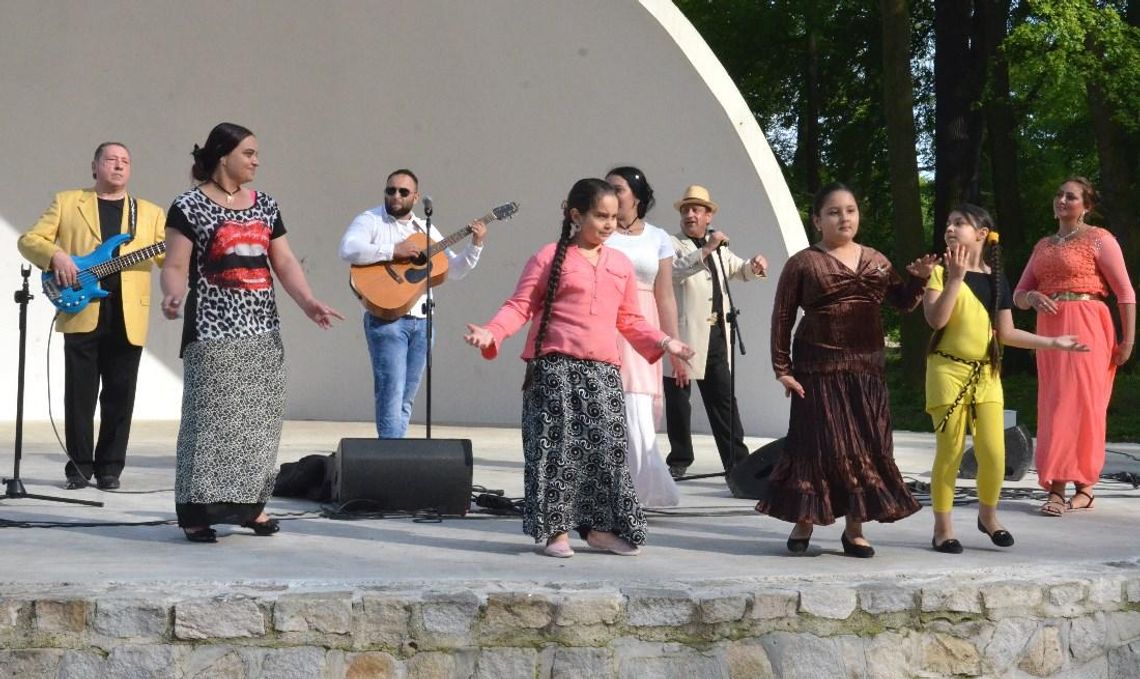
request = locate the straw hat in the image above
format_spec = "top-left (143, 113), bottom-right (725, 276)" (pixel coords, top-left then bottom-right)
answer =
top-left (673, 185), bottom-right (719, 213)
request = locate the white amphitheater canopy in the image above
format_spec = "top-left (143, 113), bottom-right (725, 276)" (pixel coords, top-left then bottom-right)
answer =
top-left (0, 0), bottom-right (807, 436)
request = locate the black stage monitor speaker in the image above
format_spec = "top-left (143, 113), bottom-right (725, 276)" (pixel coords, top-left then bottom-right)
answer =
top-left (332, 438), bottom-right (473, 516)
top-left (727, 438), bottom-right (785, 500)
top-left (960, 424), bottom-right (1033, 481)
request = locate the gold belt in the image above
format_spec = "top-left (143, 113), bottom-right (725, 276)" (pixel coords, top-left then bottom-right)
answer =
top-left (1049, 292), bottom-right (1105, 302)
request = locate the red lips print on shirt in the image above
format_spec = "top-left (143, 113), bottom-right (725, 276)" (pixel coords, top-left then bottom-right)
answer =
top-left (204, 219), bottom-right (273, 290)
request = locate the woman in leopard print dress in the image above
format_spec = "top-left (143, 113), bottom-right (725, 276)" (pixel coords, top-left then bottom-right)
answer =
top-left (160, 122), bottom-right (343, 543)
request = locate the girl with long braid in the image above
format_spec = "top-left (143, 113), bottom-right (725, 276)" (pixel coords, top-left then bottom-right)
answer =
top-left (925, 204), bottom-right (1087, 554)
top-left (464, 179), bottom-right (694, 558)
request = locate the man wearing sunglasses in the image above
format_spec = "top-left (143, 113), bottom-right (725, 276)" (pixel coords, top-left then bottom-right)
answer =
top-left (339, 168), bottom-right (487, 438)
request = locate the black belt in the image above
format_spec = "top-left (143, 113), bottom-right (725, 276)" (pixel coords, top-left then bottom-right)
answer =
top-left (933, 351), bottom-right (989, 432)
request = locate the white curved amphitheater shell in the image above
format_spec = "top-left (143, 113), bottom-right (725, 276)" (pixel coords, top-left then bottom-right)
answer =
top-left (0, 1), bottom-right (807, 437)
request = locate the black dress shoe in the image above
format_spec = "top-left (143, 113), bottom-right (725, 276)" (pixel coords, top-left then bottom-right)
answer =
top-left (95, 476), bottom-right (120, 490)
top-left (977, 518), bottom-right (1014, 547)
top-left (241, 518), bottom-right (280, 536)
top-left (668, 465), bottom-right (689, 480)
top-left (787, 527), bottom-right (813, 554)
top-left (64, 476), bottom-right (89, 490)
top-left (932, 536), bottom-right (964, 554)
top-left (183, 527), bottom-right (217, 543)
top-left (840, 532), bottom-right (875, 558)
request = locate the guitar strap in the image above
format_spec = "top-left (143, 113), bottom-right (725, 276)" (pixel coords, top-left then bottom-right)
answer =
top-left (127, 196), bottom-right (137, 239)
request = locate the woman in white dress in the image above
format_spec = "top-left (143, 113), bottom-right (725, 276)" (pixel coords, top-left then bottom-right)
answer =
top-left (604, 167), bottom-right (681, 507)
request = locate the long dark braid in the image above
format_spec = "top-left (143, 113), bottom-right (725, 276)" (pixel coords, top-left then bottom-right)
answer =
top-left (523, 178), bottom-right (615, 389)
top-left (984, 233), bottom-right (1003, 374)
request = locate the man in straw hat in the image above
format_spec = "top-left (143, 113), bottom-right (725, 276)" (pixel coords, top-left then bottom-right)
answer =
top-left (664, 185), bottom-right (767, 480)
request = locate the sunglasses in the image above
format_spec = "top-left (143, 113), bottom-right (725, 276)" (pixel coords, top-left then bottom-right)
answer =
top-left (385, 187), bottom-right (412, 197)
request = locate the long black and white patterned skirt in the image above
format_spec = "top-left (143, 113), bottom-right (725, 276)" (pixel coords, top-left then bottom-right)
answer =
top-left (521, 353), bottom-right (647, 545)
top-left (175, 331), bottom-right (286, 527)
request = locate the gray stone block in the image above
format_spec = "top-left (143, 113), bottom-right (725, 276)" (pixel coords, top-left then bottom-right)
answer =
top-left (698, 592), bottom-right (749, 624)
top-left (1107, 610), bottom-right (1140, 646)
top-left (554, 591), bottom-right (623, 626)
top-left (980, 582), bottom-right (1044, 619)
top-left (748, 590), bottom-right (798, 620)
top-left (1108, 640), bottom-right (1140, 679)
top-left (414, 591), bottom-right (481, 646)
top-left (260, 647), bottom-right (328, 679)
top-left (1044, 582), bottom-right (1087, 617)
top-left (185, 646), bottom-right (248, 679)
top-left (0, 649), bottom-right (65, 678)
top-left (1071, 614), bottom-right (1109, 664)
top-left (725, 639), bottom-right (774, 679)
top-left (274, 592), bottom-right (353, 634)
top-left (58, 650), bottom-right (104, 679)
top-left (864, 631), bottom-right (920, 679)
top-left (474, 647), bottom-right (537, 679)
top-left (857, 585), bottom-right (915, 615)
top-left (980, 617), bottom-right (1037, 675)
top-left (760, 632), bottom-right (846, 678)
top-left (799, 587), bottom-right (856, 620)
top-left (551, 647), bottom-right (612, 678)
top-left (482, 592), bottom-right (554, 631)
top-left (1089, 577), bottom-right (1125, 607)
top-left (104, 645), bottom-right (180, 679)
top-left (920, 584), bottom-right (982, 614)
top-left (357, 594), bottom-right (412, 648)
top-left (94, 599), bottom-right (170, 639)
top-left (175, 596), bottom-right (265, 640)
top-left (624, 589), bottom-right (696, 627)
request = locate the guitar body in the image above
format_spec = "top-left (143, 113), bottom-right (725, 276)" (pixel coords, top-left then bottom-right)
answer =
top-left (347, 201), bottom-right (519, 319)
top-left (349, 232), bottom-right (450, 320)
top-left (42, 233), bottom-right (133, 313)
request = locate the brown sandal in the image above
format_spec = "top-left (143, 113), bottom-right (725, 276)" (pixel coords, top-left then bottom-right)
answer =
top-left (1066, 490), bottom-right (1095, 511)
top-left (1039, 492), bottom-right (1066, 517)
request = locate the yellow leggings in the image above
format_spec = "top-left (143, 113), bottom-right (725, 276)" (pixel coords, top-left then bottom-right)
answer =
top-left (929, 401), bottom-right (1005, 512)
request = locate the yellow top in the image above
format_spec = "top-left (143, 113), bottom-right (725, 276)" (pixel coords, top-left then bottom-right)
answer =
top-left (924, 265), bottom-right (1004, 411)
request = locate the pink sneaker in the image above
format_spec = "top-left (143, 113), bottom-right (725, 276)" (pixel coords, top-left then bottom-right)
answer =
top-left (542, 541), bottom-right (574, 558)
top-left (585, 531), bottom-right (641, 556)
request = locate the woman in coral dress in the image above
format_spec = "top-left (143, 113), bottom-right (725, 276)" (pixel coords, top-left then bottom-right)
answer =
top-left (1013, 177), bottom-right (1135, 516)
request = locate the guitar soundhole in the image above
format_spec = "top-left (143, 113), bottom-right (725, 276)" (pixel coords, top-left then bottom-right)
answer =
top-left (411, 252), bottom-right (428, 266)
top-left (405, 266), bottom-right (427, 284)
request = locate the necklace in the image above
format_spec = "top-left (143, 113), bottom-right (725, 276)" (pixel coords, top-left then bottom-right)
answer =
top-left (1053, 225), bottom-right (1087, 244)
top-left (211, 179), bottom-right (241, 204)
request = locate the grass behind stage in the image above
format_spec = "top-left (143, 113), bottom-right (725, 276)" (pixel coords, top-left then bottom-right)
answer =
top-left (886, 352), bottom-right (1140, 443)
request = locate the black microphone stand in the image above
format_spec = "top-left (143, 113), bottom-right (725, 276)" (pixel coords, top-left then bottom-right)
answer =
top-left (422, 201), bottom-right (435, 440)
top-left (3, 265), bottom-right (103, 507)
top-left (713, 244), bottom-right (747, 473)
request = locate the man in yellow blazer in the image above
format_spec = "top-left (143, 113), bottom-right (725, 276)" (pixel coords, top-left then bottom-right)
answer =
top-left (664, 185), bottom-right (767, 480)
top-left (17, 142), bottom-right (166, 490)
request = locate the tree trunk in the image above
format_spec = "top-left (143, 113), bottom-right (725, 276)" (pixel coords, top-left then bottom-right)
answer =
top-left (795, 2), bottom-right (822, 204)
top-left (1087, 79), bottom-right (1138, 273)
top-left (933, 0), bottom-right (986, 253)
top-left (880, 0), bottom-right (929, 388)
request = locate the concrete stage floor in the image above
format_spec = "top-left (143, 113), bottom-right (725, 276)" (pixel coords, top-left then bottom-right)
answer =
top-left (1, 420), bottom-right (1139, 587)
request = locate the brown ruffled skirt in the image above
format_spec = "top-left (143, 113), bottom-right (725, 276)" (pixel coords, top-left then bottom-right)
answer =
top-left (756, 369), bottom-right (920, 525)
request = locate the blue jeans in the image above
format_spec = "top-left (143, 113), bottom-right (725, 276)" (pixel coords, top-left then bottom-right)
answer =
top-left (364, 314), bottom-right (428, 438)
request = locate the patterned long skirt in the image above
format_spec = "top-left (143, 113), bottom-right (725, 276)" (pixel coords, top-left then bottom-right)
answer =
top-left (521, 353), bottom-right (647, 545)
top-left (175, 331), bottom-right (286, 527)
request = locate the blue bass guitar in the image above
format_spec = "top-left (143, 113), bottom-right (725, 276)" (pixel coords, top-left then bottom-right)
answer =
top-left (42, 233), bottom-right (166, 313)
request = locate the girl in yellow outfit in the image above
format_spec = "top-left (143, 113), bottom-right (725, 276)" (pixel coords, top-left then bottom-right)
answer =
top-left (924, 204), bottom-right (1088, 554)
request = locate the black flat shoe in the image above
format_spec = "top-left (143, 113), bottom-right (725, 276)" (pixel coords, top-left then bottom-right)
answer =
top-left (241, 518), bottom-right (280, 536)
top-left (977, 518), bottom-right (1014, 547)
top-left (95, 475), bottom-right (120, 490)
top-left (786, 527), bottom-right (813, 554)
top-left (183, 527), bottom-right (217, 543)
top-left (932, 536), bottom-right (964, 554)
top-left (64, 476), bottom-right (89, 490)
top-left (841, 531), bottom-right (875, 558)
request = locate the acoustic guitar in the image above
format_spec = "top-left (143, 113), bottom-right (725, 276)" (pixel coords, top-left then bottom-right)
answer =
top-left (42, 233), bottom-right (166, 313)
top-left (349, 202), bottom-right (519, 319)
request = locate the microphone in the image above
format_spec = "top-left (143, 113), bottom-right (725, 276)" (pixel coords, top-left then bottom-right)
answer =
top-left (422, 195), bottom-right (434, 217)
top-left (707, 227), bottom-right (728, 248)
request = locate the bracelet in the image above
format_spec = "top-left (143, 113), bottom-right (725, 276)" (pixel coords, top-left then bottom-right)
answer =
top-left (659, 336), bottom-right (672, 350)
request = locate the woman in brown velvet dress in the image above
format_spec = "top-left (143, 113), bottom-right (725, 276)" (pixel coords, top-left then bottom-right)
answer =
top-left (757, 183), bottom-right (937, 557)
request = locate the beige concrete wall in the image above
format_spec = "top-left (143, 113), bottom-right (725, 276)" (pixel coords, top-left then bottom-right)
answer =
top-left (0, 1), bottom-right (807, 437)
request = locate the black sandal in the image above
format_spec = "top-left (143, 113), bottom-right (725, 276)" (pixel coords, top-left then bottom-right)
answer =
top-left (183, 527), bottom-right (217, 543)
top-left (241, 518), bottom-right (280, 536)
top-left (977, 518), bottom-right (1015, 547)
top-left (932, 536), bottom-right (964, 554)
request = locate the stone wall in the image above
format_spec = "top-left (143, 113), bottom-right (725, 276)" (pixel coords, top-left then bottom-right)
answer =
top-left (3, 565), bottom-right (1140, 678)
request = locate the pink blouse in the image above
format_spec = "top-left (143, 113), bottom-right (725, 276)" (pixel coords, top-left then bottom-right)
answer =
top-left (1015, 227), bottom-right (1135, 303)
top-left (482, 242), bottom-right (667, 365)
